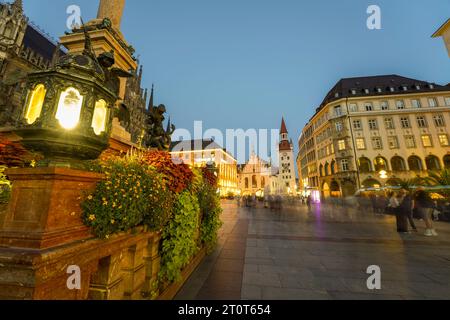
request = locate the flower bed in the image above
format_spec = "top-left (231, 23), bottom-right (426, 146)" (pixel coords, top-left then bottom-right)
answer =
top-left (82, 149), bottom-right (223, 287)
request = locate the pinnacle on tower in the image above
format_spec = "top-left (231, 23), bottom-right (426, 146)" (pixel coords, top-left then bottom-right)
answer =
top-left (280, 117), bottom-right (288, 135)
top-left (12, 0), bottom-right (23, 12)
top-left (148, 84), bottom-right (154, 111)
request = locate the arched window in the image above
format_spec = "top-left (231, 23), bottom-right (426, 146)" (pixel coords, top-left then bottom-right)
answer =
top-left (330, 160), bottom-right (336, 175)
top-left (391, 156), bottom-right (406, 171)
top-left (252, 175), bottom-right (257, 188)
top-left (319, 164), bottom-right (324, 177)
top-left (245, 178), bottom-right (249, 189)
top-left (56, 87), bottom-right (84, 129)
top-left (359, 157), bottom-right (372, 173)
top-left (362, 178), bottom-right (381, 189)
top-left (374, 157), bottom-right (388, 172)
top-left (408, 156), bottom-right (423, 171)
top-left (324, 163), bottom-right (330, 176)
top-left (4, 22), bottom-right (14, 39)
top-left (444, 155), bottom-right (450, 169)
top-left (261, 177), bottom-right (265, 187)
top-left (25, 84), bottom-right (46, 124)
top-left (426, 155), bottom-right (441, 171)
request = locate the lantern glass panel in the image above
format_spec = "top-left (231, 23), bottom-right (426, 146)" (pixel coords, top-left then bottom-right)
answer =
top-left (56, 87), bottom-right (84, 129)
top-left (92, 99), bottom-right (108, 135)
top-left (25, 84), bottom-right (46, 124)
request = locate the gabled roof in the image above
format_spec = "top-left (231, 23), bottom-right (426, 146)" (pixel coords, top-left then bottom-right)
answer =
top-left (432, 19), bottom-right (450, 37)
top-left (170, 139), bottom-right (224, 152)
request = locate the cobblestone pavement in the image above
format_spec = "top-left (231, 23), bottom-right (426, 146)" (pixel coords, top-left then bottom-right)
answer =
top-left (176, 200), bottom-right (450, 300)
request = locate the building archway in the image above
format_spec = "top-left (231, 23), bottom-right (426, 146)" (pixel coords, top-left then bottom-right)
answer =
top-left (444, 155), bottom-right (450, 169)
top-left (362, 178), bottom-right (382, 189)
top-left (426, 155), bottom-right (441, 171)
top-left (252, 175), bottom-right (257, 188)
top-left (359, 157), bottom-right (372, 173)
top-left (330, 180), bottom-right (341, 197)
top-left (391, 156), bottom-right (406, 171)
top-left (245, 177), bottom-right (249, 189)
top-left (408, 156), bottom-right (423, 171)
top-left (322, 182), bottom-right (330, 199)
top-left (374, 157), bottom-right (389, 172)
top-left (385, 178), bottom-right (402, 187)
top-left (342, 180), bottom-right (356, 197)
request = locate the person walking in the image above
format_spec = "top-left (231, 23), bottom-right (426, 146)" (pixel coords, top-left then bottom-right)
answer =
top-left (400, 189), bottom-right (417, 232)
top-left (306, 195), bottom-right (312, 212)
top-left (391, 191), bottom-right (408, 233)
top-left (413, 187), bottom-right (438, 237)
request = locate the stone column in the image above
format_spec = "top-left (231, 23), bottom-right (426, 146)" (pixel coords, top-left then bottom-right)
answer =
top-left (97, 0), bottom-right (126, 30)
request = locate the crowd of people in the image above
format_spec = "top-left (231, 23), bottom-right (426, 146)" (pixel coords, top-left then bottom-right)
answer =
top-left (386, 187), bottom-right (439, 237)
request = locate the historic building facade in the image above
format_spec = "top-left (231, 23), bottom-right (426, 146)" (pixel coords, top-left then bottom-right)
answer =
top-left (297, 75), bottom-right (450, 199)
top-left (278, 118), bottom-right (297, 194)
top-left (0, 0), bottom-right (64, 126)
top-left (170, 139), bottom-right (239, 196)
top-left (237, 151), bottom-right (273, 197)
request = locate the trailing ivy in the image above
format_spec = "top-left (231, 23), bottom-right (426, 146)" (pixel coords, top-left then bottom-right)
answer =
top-left (159, 191), bottom-right (200, 283)
top-left (198, 179), bottom-right (223, 253)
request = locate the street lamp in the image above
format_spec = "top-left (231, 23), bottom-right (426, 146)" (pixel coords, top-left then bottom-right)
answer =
top-left (14, 38), bottom-right (129, 167)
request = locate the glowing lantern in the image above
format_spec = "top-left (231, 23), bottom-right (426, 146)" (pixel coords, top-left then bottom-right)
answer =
top-left (92, 99), bottom-right (108, 136)
top-left (24, 84), bottom-right (46, 125)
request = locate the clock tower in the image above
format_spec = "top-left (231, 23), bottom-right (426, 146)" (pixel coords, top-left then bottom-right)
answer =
top-left (278, 118), bottom-right (296, 194)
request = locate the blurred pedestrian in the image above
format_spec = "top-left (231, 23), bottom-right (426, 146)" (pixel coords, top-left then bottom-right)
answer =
top-left (413, 187), bottom-right (438, 237)
top-left (400, 189), bottom-right (417, 232)
top-left (306, 195), bottom-right (312, 212)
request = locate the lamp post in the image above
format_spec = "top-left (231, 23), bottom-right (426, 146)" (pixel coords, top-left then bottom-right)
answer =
top-left (14, 35), bottom-right (130, 167)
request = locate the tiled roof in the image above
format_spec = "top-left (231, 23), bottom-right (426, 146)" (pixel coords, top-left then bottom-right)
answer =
top-left (23, 24), bottom-right (65, 62)
top-left (170, 139), bottom-right (225, 152)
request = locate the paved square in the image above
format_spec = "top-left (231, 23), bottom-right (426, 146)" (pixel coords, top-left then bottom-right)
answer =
top-left (176, 201), bottom-right (450, 300)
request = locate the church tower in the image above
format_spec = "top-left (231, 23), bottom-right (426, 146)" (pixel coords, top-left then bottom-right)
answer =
top-left (278, 118), bottom-right (296, 194)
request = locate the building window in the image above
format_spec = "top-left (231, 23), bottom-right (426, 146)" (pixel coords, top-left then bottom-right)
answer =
top-left (368, 119), bottom-right (378, 130)
top-left (384, 117), bottom-right (395, 129)
top-left (92, 99), bottom-right (108, 135)
top-left (334, 106), bottom-right (343, 117)
top-left (380, 101), bottom-right (389, 110)
top-left (349, 103), bottom-right (357, 112)
top-left (445, 97), bottom-right (450, 106)
top-left (416, 116), bottom-right (427, 128)
top-left (411, 99), bottom-right (421, 108)
top-left (356, 138), bottom-right (366, 150)
top-left (389, 87), bottom-right (395, 92)
top-left (353, 120), bottom-right (362, 130)
top-left (388, 136), bottom-right (399, 149)
top-left (376, 88), bottom-right (383, 93)
top-left (338, 140), bottom-right (346, 151)
top-left (25, 84), bottom-right (46, 125)
top-left (371, 137), bottom-right (383, 150)
top-left (351, 89), bottom-right (357, 95)
top-left (433, 114), bottom-right (445, 127)
top-left (335, 121), bottom-right (343, 132)
top-left (438, 134), bottom-right (449, 147)
top-left (428, 98), bottom-right (438, 107)
top-left (396, 100), bottom-right (405, 109)
top-left (341, 159), bottom-right (350, 172)
top-left (400, 117), bottom-right (411, 128)
top-left (365, 103), bottom-right (373, 111)
top-left (421, 135), bottom-right (433, 147)
top-left (405, 135), bottom-right (416, 148)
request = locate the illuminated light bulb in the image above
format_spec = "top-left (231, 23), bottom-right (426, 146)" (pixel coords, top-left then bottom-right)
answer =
top-left (56, 88), bottom-right (83, 130)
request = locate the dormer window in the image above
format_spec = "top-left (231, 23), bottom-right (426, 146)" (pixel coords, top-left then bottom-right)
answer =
top-left (376, 88), bottom-right (383, 93)
top-left (364, 89), bottom-right (370, 94)
top-left (389, 87), bottom-right (395, 92)
top-left (402, 86), bottom-right (408, 91)
top-left (351, 89), bottom-right (357, 95)
top-left (429, 84), bottom-right (434, 89)
top-left (334, 92), bottom-right (339, 98)
top-left (415, 85), bottom-right (421, 90)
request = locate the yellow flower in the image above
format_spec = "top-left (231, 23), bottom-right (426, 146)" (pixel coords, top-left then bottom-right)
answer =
top-left (111, 219), bottom-right (115, 225)
top-left (87, 195), bottom-right (93, 200)
top-left (105, 235), bottom-right (110, 239)
top-left (89, 215), bottom-right (96, 221)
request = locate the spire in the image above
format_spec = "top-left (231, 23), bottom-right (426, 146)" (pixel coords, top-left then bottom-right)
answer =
top-left (166, 117), bottom-right (172, 132)
top-left (12, 0), bottom-right (23, 12)
top-left (51, 43), bottom-right (61, 68)
top-left (148, 84), bottom-right (154, 111)
top-left (143, 88), bottom-right (148, 105)
top-left (138, 65), bottom-right (143, 86)
top-left (280, 117), bottom-right (288, 135)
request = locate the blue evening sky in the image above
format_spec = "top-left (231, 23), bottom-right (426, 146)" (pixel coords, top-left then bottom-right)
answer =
top-left (23, 0), bottom-right (450, 163)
